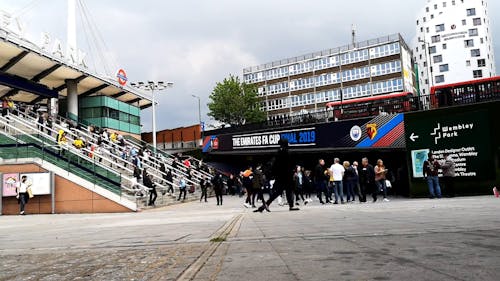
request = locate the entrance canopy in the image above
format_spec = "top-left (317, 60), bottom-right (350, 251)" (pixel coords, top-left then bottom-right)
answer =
top-left (0, 28), bottom-right (152, 109)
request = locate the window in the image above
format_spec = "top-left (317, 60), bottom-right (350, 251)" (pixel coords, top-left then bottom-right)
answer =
top-left (452, 0), bottom-right (455, 5)
top-left (442, 43), bottom-right (447, 49)
top-left (464, 39), bottom-right (474, 47)
top-left (434, 4), bottom-right (438, 9)
top-left (473, 18), bottom-right (482, 26)
top-left (423, 17), bottom-right (426, 22)
top-left (471, 49), bottom-right (480, 57)
top-left (469, 28), bottom-right (478, 37)
top-left (462, 19), bottom-right (466, 25)
top-left (426, 27), bottom-right (430, 33)
top-left (433, 55), bottom-right (443, 63)
top-left (426, 7), bottom-right (429, 12)
top-left (466, 8), bottom-right (476, 16)
top-left (473, 70), bottom-right (483, 78)
top-left (435, 75), bottom-right (445, 83)
top-left (477, 59), bottom-right (486, 67)
top-left (431, 35), bottom-right (441, 43)
top-left (480, 38), bottom-right (484, 44)
top-left (466, 60), bottom-right (471, 66)
top-left (435, 24), bottom-right (445, 32)
top-left (429, 46), bottom-right (437, 54)
top-left (439, 64), bottom-right (449, 72)
top-left (431, 14), bottom-right (434, 19)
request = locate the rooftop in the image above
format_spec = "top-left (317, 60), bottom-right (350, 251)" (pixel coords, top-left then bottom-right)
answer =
top-left (0, 27), bottom-right (153, 109)
top-left (243, 33), bottom-right (404, 74)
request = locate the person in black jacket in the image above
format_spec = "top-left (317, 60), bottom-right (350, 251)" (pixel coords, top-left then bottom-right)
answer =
top-left (200, 178), bottom-right (208, 202)
top-left (314, 159), bottom-right (330, 204)
top-left (212, 173), bottom-right (224, 206)
top-left (358, 157), bottom-right (376, 203)
top-left (143, 169), bottom-right (157, 206)
top-left (165, 170), bottom-right (174, 194)
top-left (255, 139), bottom-right (299, 212)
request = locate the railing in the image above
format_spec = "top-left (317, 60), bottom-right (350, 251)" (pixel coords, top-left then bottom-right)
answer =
top-left (11, 109), bottom-right (193, 189)
top-left (207, 91), bottom-right (500, 136)
top-left (0, 115), bottom-right (153, 200)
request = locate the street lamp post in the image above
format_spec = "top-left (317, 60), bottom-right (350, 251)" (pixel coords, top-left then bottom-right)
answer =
top-left (191, 94), bottom-right (202, 147)
top-left (131, 81), bottom-right (173, 154)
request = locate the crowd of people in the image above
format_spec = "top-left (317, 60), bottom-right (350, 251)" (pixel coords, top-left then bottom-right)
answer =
top-left (219, 140), bottom-right (395, 212)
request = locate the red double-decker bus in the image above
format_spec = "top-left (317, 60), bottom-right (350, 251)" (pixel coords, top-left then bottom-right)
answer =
top-left (430, 76), bottom-right (500, 107)
top-left (325, 92), bottom-right (415, 120)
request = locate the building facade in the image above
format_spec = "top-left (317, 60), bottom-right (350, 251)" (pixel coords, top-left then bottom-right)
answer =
top-left (78, 96), bottom-right (141, 136)
top-left (243, 34), bottom-right (416, 120)
top-left (413, 0), bottom-right (496, 95)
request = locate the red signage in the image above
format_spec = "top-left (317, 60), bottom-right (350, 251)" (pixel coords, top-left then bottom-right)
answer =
top-left (116, 69), bottom-right (128, 86)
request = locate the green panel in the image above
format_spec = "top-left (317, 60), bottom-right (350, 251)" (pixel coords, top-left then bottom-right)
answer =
top-left (129, 105), bottom-right (140, 116)
top-left (82, 117), bottom-right (103, 127)
top-left (105, 118), bottom-right (120, 131)
top-left (130, 124), bottom-right (141, 134)
top-left (104, 97), bottom-right (119, 108)
top-left (119, 102), bottom-right (130, 113)
top-left (79, 96), bottom-right (104, 108)
top-left (119, 121), bottom-right (130, 132)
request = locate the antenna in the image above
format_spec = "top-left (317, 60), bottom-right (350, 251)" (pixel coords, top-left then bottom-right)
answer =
top-left (67, 0), bottom-right (77, 63)
top-left (351, 24), bottom-right (356, 46)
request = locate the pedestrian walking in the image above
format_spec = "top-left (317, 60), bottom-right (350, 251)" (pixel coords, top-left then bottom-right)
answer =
top-left (178, 177), bottom-right (187, 201)
top-left (143, 169), bottom-right (157, 206)
top-left (200, 178), bottom-right (208, 202)
top-left (165, 170), bottom-right (174, 194)
top-left (242, 167), bottom-right (254, 208)
top-left (252, 165), bottom-right (266, 207)
top-left (293, 166), bottom-right (307, 205)
top-left (16, 175), bottom-right (31, 215)
top-left (212, 173), bottom-right (224, 206)
top-left (255, 139), bottom-right (299, 212)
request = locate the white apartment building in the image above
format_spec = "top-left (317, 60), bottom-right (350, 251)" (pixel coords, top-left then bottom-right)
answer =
top-left (413, 0), bottom-right (496, 95)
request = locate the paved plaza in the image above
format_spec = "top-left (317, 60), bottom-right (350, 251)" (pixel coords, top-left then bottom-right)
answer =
top-left (1, 195), bottom-right (499, 281)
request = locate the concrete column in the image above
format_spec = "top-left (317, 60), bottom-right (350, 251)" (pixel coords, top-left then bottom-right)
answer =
top-left (66, 79), bottom-right (78, 122)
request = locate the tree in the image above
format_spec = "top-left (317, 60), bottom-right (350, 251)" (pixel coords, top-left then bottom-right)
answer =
top-left (208, 75), bottom-right (266, 126)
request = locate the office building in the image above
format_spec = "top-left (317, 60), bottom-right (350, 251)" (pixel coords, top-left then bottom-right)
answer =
top-left (413, 0), bottom-right (496, 95)
top-left (242, 34), bottom-right (416, 120)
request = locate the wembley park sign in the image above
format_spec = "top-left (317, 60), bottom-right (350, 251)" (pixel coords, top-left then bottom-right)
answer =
top-left (0, 9), bottom-right (88, 68)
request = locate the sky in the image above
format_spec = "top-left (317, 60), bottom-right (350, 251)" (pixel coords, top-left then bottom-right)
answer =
top-left (1, 0), bottom-right (499, 132)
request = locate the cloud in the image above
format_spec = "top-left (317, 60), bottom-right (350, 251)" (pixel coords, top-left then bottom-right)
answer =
top-left (2, 0), bottom-right (499, 133)
top-left (139, 39), bottom-right (259, 132)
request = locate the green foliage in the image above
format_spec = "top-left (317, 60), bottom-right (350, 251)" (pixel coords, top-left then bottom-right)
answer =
top-left (208, 75), bottom-right (266, 126)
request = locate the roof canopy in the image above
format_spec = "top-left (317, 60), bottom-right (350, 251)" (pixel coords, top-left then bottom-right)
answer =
top-left (0, 28), bottom-right (152, 109)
